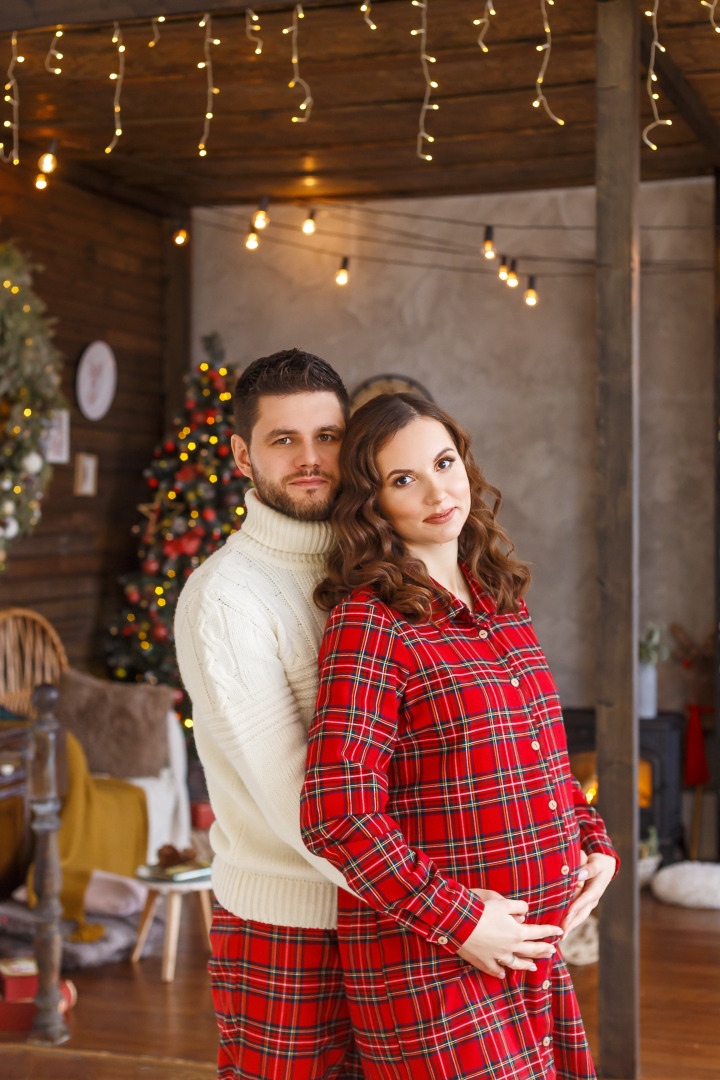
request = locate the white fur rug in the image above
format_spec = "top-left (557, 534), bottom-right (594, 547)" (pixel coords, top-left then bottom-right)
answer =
top-left (560, 915), bottom-right (598, 966)
top-left (651, 861), bottom-right (720, 909)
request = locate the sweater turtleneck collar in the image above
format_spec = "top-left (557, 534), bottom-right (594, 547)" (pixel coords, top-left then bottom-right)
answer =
top-left (238, 488), bottom-right (334, 557)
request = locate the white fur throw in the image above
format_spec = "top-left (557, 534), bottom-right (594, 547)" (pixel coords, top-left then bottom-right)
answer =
top-left (651, 861), bottom-right (720, 909)
top-left (560, 914), bottom-right (599, 966)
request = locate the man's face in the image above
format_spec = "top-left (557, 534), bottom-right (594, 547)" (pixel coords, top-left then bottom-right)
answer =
top-left (231, 391), bottom-right (345, 521)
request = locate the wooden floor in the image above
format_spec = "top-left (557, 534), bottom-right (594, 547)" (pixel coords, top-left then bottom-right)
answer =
top-left (2, 893), bottom-right (719, 1079)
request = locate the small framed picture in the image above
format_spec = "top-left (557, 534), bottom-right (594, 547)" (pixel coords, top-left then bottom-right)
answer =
top-left (44, 409), bottom-right (71, 465)
top-left (74, 453), bottom-right (98, 497)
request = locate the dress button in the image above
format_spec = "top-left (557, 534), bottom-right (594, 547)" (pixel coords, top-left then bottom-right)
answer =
top-left (437, 935), bottom-right (448, 946)
top-left (531, 740), bottom-right (540, 751)
top-left (561, 865), bottom-right (570, 876)
top-left (479, 629), bottom-right (488, 639)
top-left (542, 980), bottom-right (551, 990)
top-left (549, 799), bottom-right (557, 810)
top-left (510, 677), bottom-right (520, 688)
top-left (542, 1036), bottom-right (551, 1047)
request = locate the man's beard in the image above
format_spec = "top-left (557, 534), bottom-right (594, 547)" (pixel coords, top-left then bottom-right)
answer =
top-left (250, 465), bottom-right (338, 522)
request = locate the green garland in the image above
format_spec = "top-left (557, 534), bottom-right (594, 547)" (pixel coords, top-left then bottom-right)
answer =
top-left (0, 241), bottom-right (65, 571)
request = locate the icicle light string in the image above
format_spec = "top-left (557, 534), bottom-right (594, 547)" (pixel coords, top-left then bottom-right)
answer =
top-left (246, 9), bottom-right (264, 55)
top-left (104, 22), bottom-right (125, 154)
top-left (149, 15), bottom-right (165, 48)
top-left (360, 2), bottom-right (378, 31)
top-left (411, 0), bottom-right (439, 161)
top-left (1, 32), bottom-right (21, 165)
top-left (533, 0), bottom-right (564, 126)
top-left (473, 1), bottom-right (497, 53)
top-left (700, 0), bottom-right (720, 33)
top-left (282, 5), bottom-right (313, 123)
top-left (44, 28), bottom-right (63, 74)
top-left (642, 1), bottom-right (672, 150)
top-left (197, 13), bottom-right (220, 157)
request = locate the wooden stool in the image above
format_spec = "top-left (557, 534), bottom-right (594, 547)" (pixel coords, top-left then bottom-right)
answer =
top-left (131, 877), bottom-right (213, 982)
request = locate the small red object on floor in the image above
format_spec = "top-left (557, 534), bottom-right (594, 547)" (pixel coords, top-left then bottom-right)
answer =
top-left (0, 957), bottom-right (38, 1002)
top-left (191, 801), bottom-right (215, 830)
top-left (0, 977), bottom-right (76, 1031)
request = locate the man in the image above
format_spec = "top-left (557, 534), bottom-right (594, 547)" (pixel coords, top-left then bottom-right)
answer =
top-left (175, 348), bottom-right (363, 1080)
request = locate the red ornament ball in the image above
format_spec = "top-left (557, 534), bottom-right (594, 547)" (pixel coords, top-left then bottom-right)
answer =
top-left (126, 587), bottom-right (141, 605)
top-left (142, 557), bottom-right (160, 575)
top-left (152, 623), bottom-right (169, 643)
top-left (164, 440), bottom-right (175, 453)
top-left (202, 508), bottom-right (216, 522)
top-left (217, 445), bottom-right (230, 458)
top-left (148, 478), bottom-right (159, 489)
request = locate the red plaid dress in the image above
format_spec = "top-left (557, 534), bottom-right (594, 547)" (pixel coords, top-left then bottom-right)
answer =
top-left (301, 568), bottom-right (618, 1080)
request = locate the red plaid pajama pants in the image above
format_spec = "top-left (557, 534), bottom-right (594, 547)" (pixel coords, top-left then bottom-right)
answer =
top-left (208, 902), bottom-right (365, 1080)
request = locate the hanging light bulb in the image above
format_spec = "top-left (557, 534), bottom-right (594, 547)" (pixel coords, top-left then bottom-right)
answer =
top-left (498, 256), bottom-right (509, 281)
top-left (302, 209), bottom-right (316, 235)
top-left (34, 173), bottom-right (48, 190)
top-left (253, 196), bottom-right (270, 230)
top-left (506, 259), bottom-right (519, 288)
top-left (246, 226), bottom-right (259, 250)
top-left (173, 228), bottom-right (189, 246)
top-left (483, 225), bottom-right (496, 260)
top-left (335, 257), bottom-right (349, 286)
top-left (38, 140), bottom-right (58, 175)
top-left (524, 275), bottom-right (538, 306)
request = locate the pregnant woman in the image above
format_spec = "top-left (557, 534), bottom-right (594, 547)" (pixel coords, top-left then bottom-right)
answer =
top-left (300, 393), bottom-right (618, 1080)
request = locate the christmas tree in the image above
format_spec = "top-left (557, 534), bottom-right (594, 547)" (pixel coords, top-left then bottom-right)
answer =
top-left (107, 334), bottom-right (250, 749)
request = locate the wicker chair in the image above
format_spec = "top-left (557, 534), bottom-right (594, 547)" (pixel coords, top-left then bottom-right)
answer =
top-left (0, 607), bottom-right (69, 718)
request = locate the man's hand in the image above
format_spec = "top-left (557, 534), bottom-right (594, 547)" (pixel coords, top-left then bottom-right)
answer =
top-left (458, 892), bottom-right (563, 979)
top-left (561, 852), bottom-right (617, 937)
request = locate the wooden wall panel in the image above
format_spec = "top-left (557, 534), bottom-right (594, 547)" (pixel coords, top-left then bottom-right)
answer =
top-left (0, 161), bottom-right (166, 672)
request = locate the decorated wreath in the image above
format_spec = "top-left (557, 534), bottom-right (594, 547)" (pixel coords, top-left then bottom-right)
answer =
top-left (0, 241), bottom-right (65, 571)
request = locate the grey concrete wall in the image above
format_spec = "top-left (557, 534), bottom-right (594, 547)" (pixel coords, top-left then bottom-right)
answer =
top-left (191, 179), bottom-right (714, 712)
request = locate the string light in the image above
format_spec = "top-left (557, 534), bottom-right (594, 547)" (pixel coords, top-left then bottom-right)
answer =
top-left (1, 32), bottom-right (20, 165)
top-left (700, 0), bottom-right (720, 32)
top-left (483, 225), bottom-right (496, 259)
top-left (105, 22), bottom-right (125, 154)
top-left (533, 0), bottom-right (565, 126)
top-left (283, 4), bottom-right (313, 123)
top-left (197, 13), bottom-right (220, 157)
top-left (498, 255), bottom-right (509, 280)
top-left (253, 196), bottom-right (270, 230)
top-left (412, 0), bottom-right (439, 161)
top-left (246, 9), bottom-right (264, 55)
top-left (642, 2), bottom-right (672, 150)
top-left (335, 257), bottom-right (349, 285)
top-left (360, 3), bottom-right (378, 31)
top-left (44, 28), bottom-right (63, 74)
top-left (473, 2), bottom-right (497, 53)
top-left (524, 275), bottom-right (538, 305)
top-left (246, 225), bottom-right (260, 250)
top-left (506, 259), bottom-right (519, 287)
top-left (302, 209), bottom-right (316, 234)
top-left (35, 140), bottom-right (58, 190)
top-left (173, 228), bottom-right (189, 245)
top-left (149, 15), bottom-right (165, 48)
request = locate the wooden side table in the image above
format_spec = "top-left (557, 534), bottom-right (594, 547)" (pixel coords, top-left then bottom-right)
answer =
top-left (131, 877), bottom-right (213, 983)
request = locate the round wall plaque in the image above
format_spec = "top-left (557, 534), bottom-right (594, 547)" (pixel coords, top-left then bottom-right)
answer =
top-left (350, 373), bottom-right (434, 413)
top-left (76, 341), bottom-right (117, 421)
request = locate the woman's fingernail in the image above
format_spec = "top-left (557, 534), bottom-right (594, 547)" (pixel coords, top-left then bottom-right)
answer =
top-left (529, 964), bottom-right (537, 971)
top-left (578, 869), bottom-right (589, 880)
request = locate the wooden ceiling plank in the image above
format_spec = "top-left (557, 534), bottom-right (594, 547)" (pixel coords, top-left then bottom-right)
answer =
top-left (641, 24), bottom-right (720, 167)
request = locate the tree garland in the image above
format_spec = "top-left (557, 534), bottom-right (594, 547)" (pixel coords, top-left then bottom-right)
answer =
top-left (0, 241), bottom-right (65, 571)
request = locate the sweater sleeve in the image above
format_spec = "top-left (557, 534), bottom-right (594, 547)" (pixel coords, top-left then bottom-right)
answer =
top-left (300, 599), bottom-right (486, 953)
top-left (174, 584), bottom-right (351, 892)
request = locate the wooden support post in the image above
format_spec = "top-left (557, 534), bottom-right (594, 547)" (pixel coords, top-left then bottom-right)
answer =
top-left (595, 2), bottom-right (641, 1078)
top-left (163, 216), bottom-right (192, 431)
top-left (27, 685), bottom-right (70, 1047)
top-left (715, 170), bottom-right (720, 861)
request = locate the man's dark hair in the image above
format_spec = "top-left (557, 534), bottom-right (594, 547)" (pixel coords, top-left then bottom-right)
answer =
top-left (233, 348), bottom-right (349, 442)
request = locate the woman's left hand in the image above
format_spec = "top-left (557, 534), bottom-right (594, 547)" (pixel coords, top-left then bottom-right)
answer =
top-left (561, 852), bottom-right (617, 937)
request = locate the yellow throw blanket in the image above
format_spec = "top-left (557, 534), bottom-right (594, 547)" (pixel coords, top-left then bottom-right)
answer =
top-left (28, 731), bottom-right (148, 942)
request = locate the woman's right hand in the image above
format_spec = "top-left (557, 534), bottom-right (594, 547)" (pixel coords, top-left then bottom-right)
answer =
top-left (457, 892), bottom-right (563, 978)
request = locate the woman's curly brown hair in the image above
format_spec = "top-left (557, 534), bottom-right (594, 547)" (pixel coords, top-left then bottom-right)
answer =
top-left (315, 393), bottom-right (530, 620)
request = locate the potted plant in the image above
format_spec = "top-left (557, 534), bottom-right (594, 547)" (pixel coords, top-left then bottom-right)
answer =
top-left (638, 623), bottom-right (668, 719)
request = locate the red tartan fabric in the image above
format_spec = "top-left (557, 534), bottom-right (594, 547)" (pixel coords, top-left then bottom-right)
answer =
top-left (301, 569), bottom-right (618, 1079)
top-left (208, 903), bottom-right (364, 1080)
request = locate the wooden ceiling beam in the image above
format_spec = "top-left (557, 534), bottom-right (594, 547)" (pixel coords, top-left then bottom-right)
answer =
top-left (641, 24), bottom-right (720, 167)
top-left (0, 1), bottom-right (350, 33)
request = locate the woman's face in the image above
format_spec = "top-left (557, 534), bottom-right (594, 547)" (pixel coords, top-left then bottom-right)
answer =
top-left (375, 417), bottom-right (471, 555)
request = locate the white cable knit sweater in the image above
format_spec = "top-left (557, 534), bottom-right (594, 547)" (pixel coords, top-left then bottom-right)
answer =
top-left (174, 489), bottom-right (348, 929)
